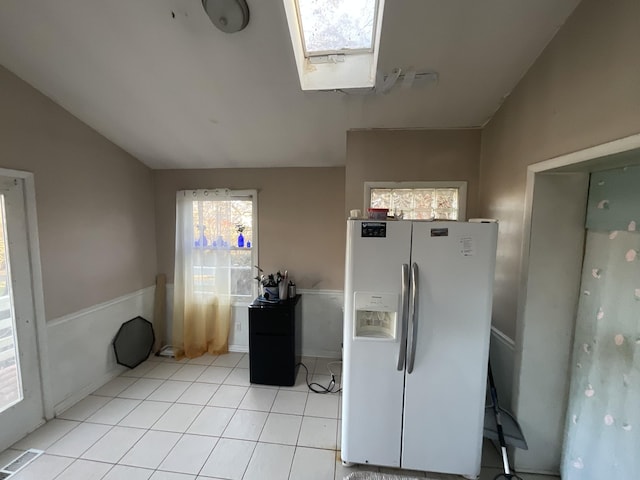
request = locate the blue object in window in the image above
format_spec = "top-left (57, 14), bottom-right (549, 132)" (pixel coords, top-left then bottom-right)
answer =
top-left (195, 225), bottom-right (208, 247)
top-left (237, 232), bottom-right (245, 248)
top-left (195, 233), bottom-right (208, 247)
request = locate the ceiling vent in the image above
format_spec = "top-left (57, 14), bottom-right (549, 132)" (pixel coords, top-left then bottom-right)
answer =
top-left (376, 68), bottom-right (439, 94)
top-left (338, 68), bottom-right (439, 96)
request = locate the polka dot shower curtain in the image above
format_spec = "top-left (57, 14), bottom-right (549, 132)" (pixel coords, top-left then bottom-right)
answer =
top-left (562, 166), bottom-right (640, 478)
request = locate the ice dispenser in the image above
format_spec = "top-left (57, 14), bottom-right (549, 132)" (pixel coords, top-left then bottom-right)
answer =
top-left (353, 292), bottom-right (398, 340)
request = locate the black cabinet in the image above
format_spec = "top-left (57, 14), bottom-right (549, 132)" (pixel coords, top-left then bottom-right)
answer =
top-left (248, 295), bottom-right (301, 386)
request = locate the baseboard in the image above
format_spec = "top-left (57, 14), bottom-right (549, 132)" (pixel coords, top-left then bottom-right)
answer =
top-left (228, 345), bottom-right (248, 353)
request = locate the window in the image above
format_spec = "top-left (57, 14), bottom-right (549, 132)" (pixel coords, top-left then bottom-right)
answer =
top-left (180, 189), bottom-right (257, 303)
top-left (296, 0), bottom-right (378, 56)
top-left (282, 0), bottom-right (385, 90)
top-left (0, 194), bottom-right (22, 412)
top-left (365, 182), bottom-right (467, 220)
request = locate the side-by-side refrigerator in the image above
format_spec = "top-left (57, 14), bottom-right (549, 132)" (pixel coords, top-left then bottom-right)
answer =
top-left (341, 220), bottom-right (498, 477)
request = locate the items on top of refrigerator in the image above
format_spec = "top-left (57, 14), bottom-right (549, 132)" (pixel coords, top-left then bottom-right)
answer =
top-left (367, 208), bottom-right (389, 219)
top-left (468, 218), bottom-right (498, 223)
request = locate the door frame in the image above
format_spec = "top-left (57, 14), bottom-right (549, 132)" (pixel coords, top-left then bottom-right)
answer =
top-left (0, 167), bottom-right (52, 420)
top-left (512, 133), bottom-right (640, 473)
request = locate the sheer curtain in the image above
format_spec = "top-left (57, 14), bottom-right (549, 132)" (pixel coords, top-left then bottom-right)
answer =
top-left (172, 190), bottom-right (232, 359)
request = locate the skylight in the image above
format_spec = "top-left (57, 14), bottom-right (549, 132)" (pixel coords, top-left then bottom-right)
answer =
top-left (296, 0), bottom-right (377, 56)
top-left (283, 0), bottom-right (385, 91)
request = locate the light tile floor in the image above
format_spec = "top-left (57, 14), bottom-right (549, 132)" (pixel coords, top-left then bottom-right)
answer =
top-left (0, 353), bottom-right (558, 480)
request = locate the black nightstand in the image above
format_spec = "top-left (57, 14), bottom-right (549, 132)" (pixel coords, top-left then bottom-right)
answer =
top-left (248, 295), bottom-right (301, 386)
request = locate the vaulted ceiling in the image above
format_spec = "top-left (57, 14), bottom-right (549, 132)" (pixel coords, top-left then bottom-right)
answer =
top-left (0, 0), bottom-right (581, 168)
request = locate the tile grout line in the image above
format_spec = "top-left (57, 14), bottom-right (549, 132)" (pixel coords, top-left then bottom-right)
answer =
top-left (52, 421), bottom-right (117, 461)
top-left (238, 440), bottom-right (258, 480)
top-left (294, 389), bottom-right (311, 448)
top-left (193, 433), bottom-right (221, 479)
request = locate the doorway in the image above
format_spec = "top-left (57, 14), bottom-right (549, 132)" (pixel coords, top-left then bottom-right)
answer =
top-left (511, 134), bottom-right (640, 474)
top-left (0, 172), bottom-right (48, 452)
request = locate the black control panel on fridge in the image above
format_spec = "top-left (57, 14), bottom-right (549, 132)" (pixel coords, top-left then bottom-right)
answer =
top-left (361, 222), bottom-right (387, 238)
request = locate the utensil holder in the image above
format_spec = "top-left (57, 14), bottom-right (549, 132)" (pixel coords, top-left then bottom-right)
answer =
top-left (279, 282), bottom-right (288, 300)
top-left (263, 286), bottom-right (279, 300)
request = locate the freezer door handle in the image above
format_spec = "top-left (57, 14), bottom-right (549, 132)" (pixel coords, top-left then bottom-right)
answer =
top-left (407, 262), bottom-right (419, 374)
top-left (397, 263), bottom-right (410, 371)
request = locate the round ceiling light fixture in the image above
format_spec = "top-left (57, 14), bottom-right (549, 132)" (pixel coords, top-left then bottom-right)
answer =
top-left (202, 0), bottom-right (250, 33)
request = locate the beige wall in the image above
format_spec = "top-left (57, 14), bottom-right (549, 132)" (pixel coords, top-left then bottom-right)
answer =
top-left (479, 0), bottom-right (640, 338)
top-left (346, 129), bottom-right (482, 218)
top-left (153, 168), bottom-right (345, 290)
top-left (0, 65), bottom-right (157, 320)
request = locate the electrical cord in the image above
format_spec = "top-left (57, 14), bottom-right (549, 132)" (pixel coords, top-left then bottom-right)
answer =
top-left (297, 362), bottom-right (342, 394)
top-left (493, 472), bottom-right (524, 480)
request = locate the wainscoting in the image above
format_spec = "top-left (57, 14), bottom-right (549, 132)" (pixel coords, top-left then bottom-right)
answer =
top-left (164, 286), bottom-right (344, 358)
top-left (489, 326), bottom-right (516, 411)
top-left (46, 286), bottom-right (155, 415)
top-left (164, 285), bottom-right (509, 375)
top-left (294, 289), bottom-right (343, 358)
top-left (47, 286), bottom-right (511, 420)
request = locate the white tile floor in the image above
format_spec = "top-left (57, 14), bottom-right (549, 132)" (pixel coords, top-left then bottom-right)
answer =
top-left (0, 353), bottom-right (558, 480)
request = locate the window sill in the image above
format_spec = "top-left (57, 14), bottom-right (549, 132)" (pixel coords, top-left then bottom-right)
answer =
top-left (194, 246), bottom-right (252, 251)
top-left (232, 298), bottom-right (253, 308)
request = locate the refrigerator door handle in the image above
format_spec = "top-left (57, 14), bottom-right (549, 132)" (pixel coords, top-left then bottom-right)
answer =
top-left (407, 262), bottom-right (419, 374)
top-left (397, 263), bottom-right (410, 371)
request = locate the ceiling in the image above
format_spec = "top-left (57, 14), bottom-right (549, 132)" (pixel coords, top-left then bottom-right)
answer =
top-left (0, 0), bottom-right (581, 169)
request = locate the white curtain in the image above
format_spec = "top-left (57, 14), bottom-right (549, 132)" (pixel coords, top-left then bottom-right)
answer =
top-left (172, 190), bottom-right (232, 359)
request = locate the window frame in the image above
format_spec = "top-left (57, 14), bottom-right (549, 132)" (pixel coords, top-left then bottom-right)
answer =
top-left (364, 181), bottom-right (468, 221)
top-left (282, 0), bottom-right (386, 91)
top-left (293, 0), bottom-right (380, 58)
top-left (191, 189), bottom-right (258, 306)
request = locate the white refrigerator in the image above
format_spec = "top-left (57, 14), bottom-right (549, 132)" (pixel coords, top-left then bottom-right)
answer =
top-left (341, 220), bottom-right (498, 477)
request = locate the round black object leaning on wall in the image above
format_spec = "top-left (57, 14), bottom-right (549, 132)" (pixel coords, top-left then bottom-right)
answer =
top-left (113, 316), bottom-right (155, 369)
